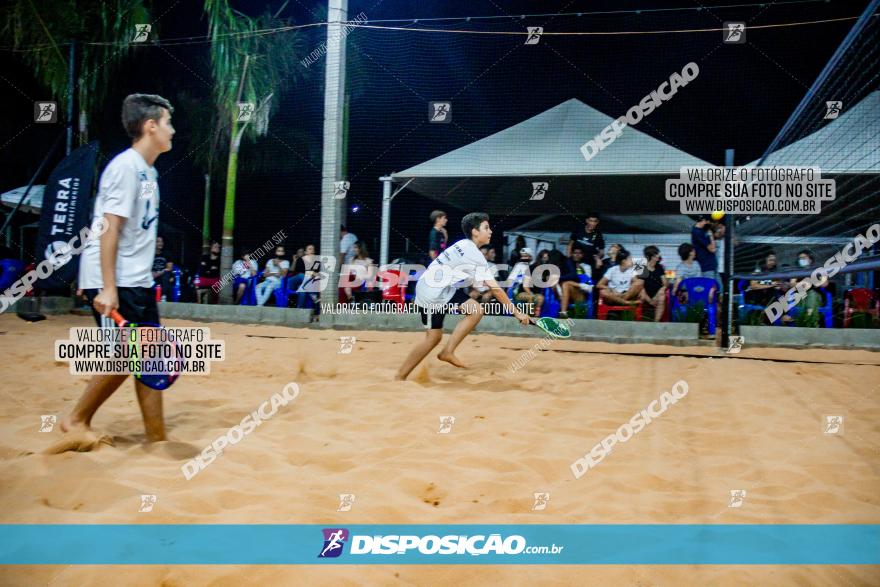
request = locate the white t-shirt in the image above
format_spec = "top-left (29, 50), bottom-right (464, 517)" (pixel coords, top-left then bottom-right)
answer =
top-left (263, 258), bottom-right (290, 279)
top-left (232, 259), bottom-right (257, 278)
top-left (604, 265), bottom-right (636, 294)
top-left (415, 239), bottom-right (491, 307)
top-left (79, 148), bottom-right (159, 289)
top-left (340, 233), bottom-right (357, 264)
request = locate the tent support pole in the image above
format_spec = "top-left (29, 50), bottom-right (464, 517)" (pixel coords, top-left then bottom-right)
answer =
top-left (379, 176), bottom-right (412, 266)
top-left (380, 176), bottom-right (393, 267)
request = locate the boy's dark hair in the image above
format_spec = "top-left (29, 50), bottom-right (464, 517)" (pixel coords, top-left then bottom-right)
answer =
top-left (479, 244), bottom-right (495, 252)
top-left (798, 249), bottom-right (815, 262)
top-left (678, 243), bottom-right (694, 260)
top-left (430, 210), bottom-right (447, 223)
top-left (586, 211), bottom-right (600, 220)
top-left (643, 245), bottom-right (660, 260)
top-left (571, 245), bottom-right (586, 255)
top-left (461, 212), bottom-right (489, 239)
top-left (122, 94), bottom-right (173, 140)
top-left (616, 248), bottom-right (631, 262)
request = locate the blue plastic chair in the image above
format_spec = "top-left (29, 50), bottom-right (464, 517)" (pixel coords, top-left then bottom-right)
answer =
top-left (542, 286), bottom-right (561, 318)
top-left (238, 271), bottom-right (263, 306)
top-left (273, 274), bottom-right (289, 307)
top-left (671, 277), bottom-right (718, 332)
top-left (171, 267), bottom-right (182, 302)
top-left (0, 259), bottom-right (25, 292)
top-left (574, 274), bottom-right (594, 319)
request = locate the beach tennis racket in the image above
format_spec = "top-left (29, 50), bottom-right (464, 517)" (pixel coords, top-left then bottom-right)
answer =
top-left (107, 309), bottom-right (180, 391)
top-left (531, 317), bottom-right (571, 339)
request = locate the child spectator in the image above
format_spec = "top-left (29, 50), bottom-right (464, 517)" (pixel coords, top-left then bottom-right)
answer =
top-left (339, 225), bottom-right (358, 266)
top-left (295, 244), bottom-right (323, 308)
top-left (257, 245), bottom-right (289, 306)
top-left (746, 251), bottom-right (782, 307)
top-left (195, 241), bottom-right (221, 304)
top-left (673, 243), bottom-right (702, 299)
top-left (508, 235), bottom-right (527, 266)
top-left (691, 216), bottom-right (718, 283)
top-left (568, 211), bottom-right (605, 259)
top-left (231, 250), bottom-right (257, 304)
top-left (428, 210), bottom-right (448, 260)
top-left (508, 247), bottom-right (543, 316)
top-left (343, 241), bottom-right (376, 302)
top-left (597, 248), bottom-right (643, 306)
top-left (558, 246), bottom-right (593, 319)
top-left (638, 245), bottom-right (667, 322)
top-left (151, 235), bottom-right (174, 298)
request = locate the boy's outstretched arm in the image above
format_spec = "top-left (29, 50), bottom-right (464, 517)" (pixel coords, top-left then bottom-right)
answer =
top-left (485, 277), bottom-right (531, 325)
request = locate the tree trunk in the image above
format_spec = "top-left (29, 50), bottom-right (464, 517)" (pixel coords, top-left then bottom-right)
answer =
top-left (202, 173), bottom-right (211, 252)
top-left (218, 119), bottom-right (240, 304)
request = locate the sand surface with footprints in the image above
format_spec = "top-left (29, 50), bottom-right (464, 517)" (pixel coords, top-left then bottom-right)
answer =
top-left (1, 313), bottom-right (879, 585)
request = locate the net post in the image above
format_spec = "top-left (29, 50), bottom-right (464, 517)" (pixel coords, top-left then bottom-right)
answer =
top-left (722, 148), bottom-right (736, 350)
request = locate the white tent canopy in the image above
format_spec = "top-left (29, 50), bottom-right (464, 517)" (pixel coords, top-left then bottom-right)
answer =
top-left (379, 98), bottom-right (713, 264)
top-left (394, 98), bottom-right (711, 179)
top-left (1, 185), bottom-right (45, 215)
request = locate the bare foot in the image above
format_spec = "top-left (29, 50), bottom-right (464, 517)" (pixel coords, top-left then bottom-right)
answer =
top-left (43, 431), bottom-right (113, 454)
top-left (437, 351), bottom-right (467, 368)
top-left (60, 415), bottom-right (89, 435)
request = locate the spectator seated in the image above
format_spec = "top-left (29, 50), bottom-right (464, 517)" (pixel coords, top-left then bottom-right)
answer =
top-left (785, 287), bottom-right (832, 328)
top-left (568, 274), bottom-right (594, 318)
top-left (843, 288), bottom-right (879, 328)
top-left (736, 279), bottom-right (781, 325)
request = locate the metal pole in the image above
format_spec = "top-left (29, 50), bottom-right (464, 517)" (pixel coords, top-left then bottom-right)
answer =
top-left (319, 0), bottom-right (348, 321)
top-left (66, 41), bottom-right (75, 155)
top-left (722, 148), bottom-right (736, 350)
top-left (380, 176), bottom-right (392, 266)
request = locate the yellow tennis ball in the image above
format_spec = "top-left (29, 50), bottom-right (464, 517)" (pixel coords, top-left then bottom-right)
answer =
top-left (711, 210), bottom-right (725, 221)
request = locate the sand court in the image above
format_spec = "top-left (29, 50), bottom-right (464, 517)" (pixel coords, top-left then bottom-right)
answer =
top-left (0, 312), bottom-right (878, 585)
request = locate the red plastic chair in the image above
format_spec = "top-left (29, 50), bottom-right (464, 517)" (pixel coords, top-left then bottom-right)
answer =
top-left (597, 295), bottom-right (643, 321)
top-left (844, 288), bottom-right (879, 328)
top-left (378, 268), bottom-right (407, 309)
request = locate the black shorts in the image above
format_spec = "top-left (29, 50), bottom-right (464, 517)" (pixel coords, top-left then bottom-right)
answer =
top-left (83, 287), bottom-right (161, 327)
top-left (417, 288), bottom-right (472, 330)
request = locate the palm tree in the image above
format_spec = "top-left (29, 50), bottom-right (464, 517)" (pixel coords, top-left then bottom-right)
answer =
top-left (1, 0), bottom-right (151, 146)
top-left (203, 0), bottom-right (306, 302)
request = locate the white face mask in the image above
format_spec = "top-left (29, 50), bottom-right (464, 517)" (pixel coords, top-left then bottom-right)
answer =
top-left (798, 258), bottom-right (810, 267)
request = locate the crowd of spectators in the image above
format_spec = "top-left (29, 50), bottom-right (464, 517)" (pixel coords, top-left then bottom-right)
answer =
top-left (150, 210), bottom-right (840, 330)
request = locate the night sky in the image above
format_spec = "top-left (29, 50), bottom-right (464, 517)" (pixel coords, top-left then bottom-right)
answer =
top-left (0, 0), bottom-right (872, 267)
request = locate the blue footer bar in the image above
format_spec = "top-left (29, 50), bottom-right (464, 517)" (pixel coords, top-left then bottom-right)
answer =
top-left (1, 525), bottom-right (878, 564)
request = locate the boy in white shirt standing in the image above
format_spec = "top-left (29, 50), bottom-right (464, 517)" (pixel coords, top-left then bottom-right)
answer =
top-left (396, 212), bottom-right (531, 380)
top-left (62, 94), bottom-right (175, 444)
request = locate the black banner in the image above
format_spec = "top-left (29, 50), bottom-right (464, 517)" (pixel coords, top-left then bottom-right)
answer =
top-left (35, 142), bottom-right (99, 292)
